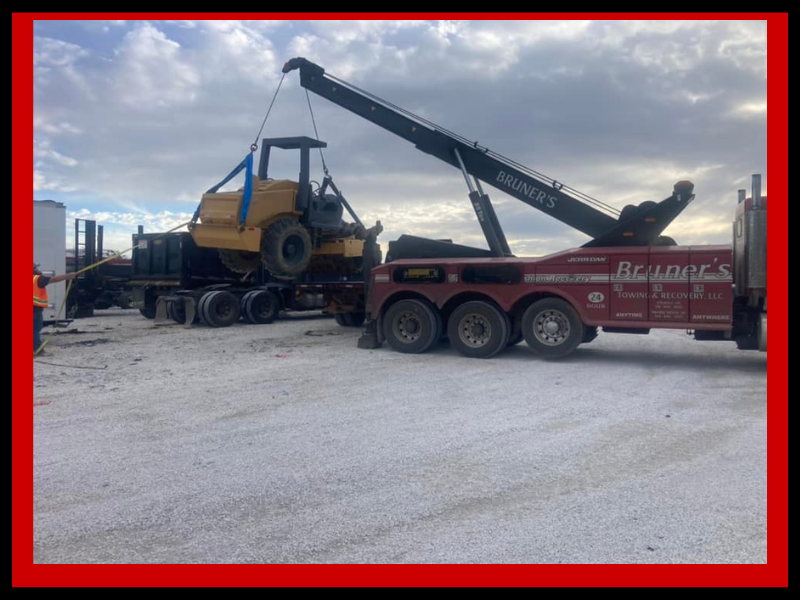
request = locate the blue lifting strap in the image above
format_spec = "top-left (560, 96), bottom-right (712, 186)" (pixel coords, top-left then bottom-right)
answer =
top-left (191, 153), bottom-right (254, 224)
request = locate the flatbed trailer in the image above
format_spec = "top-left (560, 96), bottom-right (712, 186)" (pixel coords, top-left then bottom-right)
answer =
top-left (129, 230), bottom-right (367, 328)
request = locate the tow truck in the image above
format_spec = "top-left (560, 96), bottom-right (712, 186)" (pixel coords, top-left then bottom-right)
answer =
top-left (280, 58), bottom-right (766, 359)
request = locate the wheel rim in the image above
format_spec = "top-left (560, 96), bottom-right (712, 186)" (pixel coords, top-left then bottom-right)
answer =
top-left (533, 309), bottom-right (570, 346)
top-left (458, 313), bottom-right (492, 348)
top-left (393, 311), bottom-right (422, 343)
top-left (282, 234), bottom-right (306, 267)
top-left (255, 295), bottom-right (274, 319)
top-left (216, 298), bottom-right (233, 319)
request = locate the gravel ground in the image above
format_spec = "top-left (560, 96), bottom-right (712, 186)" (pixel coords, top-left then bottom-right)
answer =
top-left (32, 308), bottom-right (767, 564)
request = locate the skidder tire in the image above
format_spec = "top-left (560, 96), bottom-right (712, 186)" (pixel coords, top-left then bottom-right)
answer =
top-left (447, 300), bottom-right (509, 359)
top-left (246, 290), bottom-right (281, 324)
top-left (522, 298), bottom-right (584, 359)
top-left (261, 218), bottom-right (313, 278)
top-left (219, 249), bottom-right (261, 274)
top-left (203, 290), bottom-right (240, 327)
top-left (383, 299), bottom-right (439, 354)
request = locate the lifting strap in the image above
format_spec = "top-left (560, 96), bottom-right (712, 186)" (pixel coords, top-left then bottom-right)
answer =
top-left (191, 152), bottom-right (254, 225)
top-left (191, 73), bottom-right (287, 226)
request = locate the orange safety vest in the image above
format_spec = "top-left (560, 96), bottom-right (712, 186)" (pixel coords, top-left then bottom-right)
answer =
top-left (33, 275), bottom-right (49, 308)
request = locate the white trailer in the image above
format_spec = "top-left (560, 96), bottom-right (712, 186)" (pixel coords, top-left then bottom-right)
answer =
top-left (33, 200), bottom-right (67, 323)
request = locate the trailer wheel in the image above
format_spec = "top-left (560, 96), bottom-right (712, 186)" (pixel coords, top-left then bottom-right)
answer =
top-left (117, 292), bottom-right (132, 309)
top-left (246, 290), bottom-right (281, 324)
top-left (201, 290), bottom-right (240, 327)
top-left (261, 218), bottom-right (313, 279)
top-left (197, 292), bottom-right (213, 325)
top-left (447, 301), bottom-right (509, 359)
top-left (240, 291), bottom-right (256, 323)
top-left (168, 299), bottom-right (199, 324)
top-left (139, 304), bottom-right (156, 319)
top-left (522, 298), bottom-right (584, 358)
top-left (383, 299), bottom-right (439, 354)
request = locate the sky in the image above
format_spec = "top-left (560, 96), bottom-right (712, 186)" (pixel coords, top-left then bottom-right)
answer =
top-left (32, 19), bottom-right (768, 257)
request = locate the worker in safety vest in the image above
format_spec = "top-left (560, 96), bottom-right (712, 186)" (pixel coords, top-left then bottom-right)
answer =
top-left (34, 263), bottom-right (77, 355)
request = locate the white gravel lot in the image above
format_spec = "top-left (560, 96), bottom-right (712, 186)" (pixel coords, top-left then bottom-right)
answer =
top-left (32, 308), bottom-right (767, 564)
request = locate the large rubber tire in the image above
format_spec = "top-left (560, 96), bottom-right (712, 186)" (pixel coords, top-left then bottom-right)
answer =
top-left (240, 291), bottom-right (257, 324)
top-left (117, 292), bottom-right (132, 309)
top-left (245, 290), bottom-right (281, 324)
top-left (219, 249), bottom-right (261, 274)
top-left (336, 312), bottom-right (366, 327)
top-left (139, 304), bottom-right (156, 319)
top-left (198, 291), bottom-right (216, 326)
top-left (521, 298), bottom-right (584, 359)
top-left (167, 299), bottom-right (199, 325)
top-left (383, 299), bottom-right (439, 354)
top-left (201, 290), bottom-right (240, 327)
top-left (261, 218), bottom-right (313, 279)
top-left (447, 301), bottom-right (509, 359)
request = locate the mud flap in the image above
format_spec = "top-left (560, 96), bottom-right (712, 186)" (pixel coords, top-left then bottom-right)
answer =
top-left (183, 297), bottom-right (197, 328)
top-left (154, 297), bottom-right (169, 325)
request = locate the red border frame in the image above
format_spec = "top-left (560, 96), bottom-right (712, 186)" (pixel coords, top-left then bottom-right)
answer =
top-left (14, 13), bottom-right (787, 587)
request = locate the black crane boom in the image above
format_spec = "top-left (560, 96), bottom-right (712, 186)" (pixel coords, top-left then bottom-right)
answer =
top-left (283, 57), bottom-right (694, 253)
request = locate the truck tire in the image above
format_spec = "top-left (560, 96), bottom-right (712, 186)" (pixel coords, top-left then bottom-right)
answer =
top-left (139, 304), bottom-right (156, 319)
top-left (383, 299), bottom-right (439, 354)
top-left (197, 292), bottom-right (213, 325)
top-left (117, 292), bottom-right (132, 309)
top-left (245, 290), bottom-right (281, 324)
top-left (201, 290), bottom-right (240, 327)
top-left (336, 312), bottom-right (366, 327)
top-left (219, 249), bottom-right (261, 274)
top-left (261, 218), bottom-right (313, 279)
top-left (168, 299), bottom-right (199, 324)
top-left (447, 300), bottom-right (509, 359)
top-left (522, 298), bottom-right (584, 359)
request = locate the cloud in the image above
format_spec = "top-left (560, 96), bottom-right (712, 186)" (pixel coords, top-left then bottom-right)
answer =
top-left (110, 24), bottom-right (201, 108)
top-left (32, 19), bottom-right (768, 257)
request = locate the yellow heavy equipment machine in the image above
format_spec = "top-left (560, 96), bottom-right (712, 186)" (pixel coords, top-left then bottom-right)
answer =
top-left (188, 136), bottom-right (380, 279)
